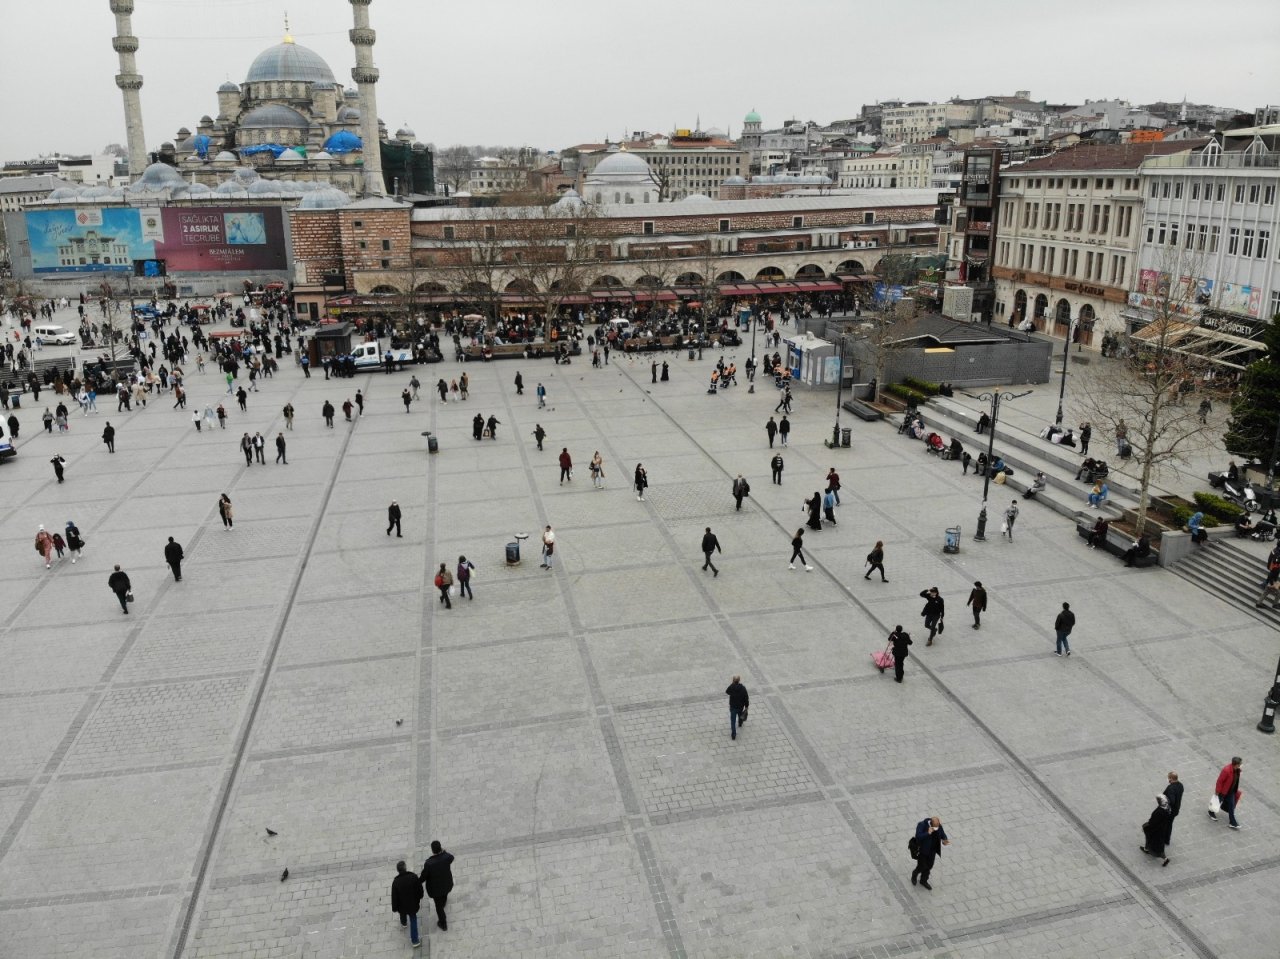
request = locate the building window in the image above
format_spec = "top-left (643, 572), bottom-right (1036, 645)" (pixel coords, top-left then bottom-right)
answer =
top-left (1173, 182), bottom-right (1182, 199)
top-left (442, 226), bottom-right (455, 240)
top-left (380, 259), bottom-right (391, 269)
top-left (1169, 221), bottom-right (1179, 246)
top-left (484, 226), bottom-right (496, 240)
top-left (1259, 230), bottom-right (1270, 259)
top-left (381, 239), bottom-right (391, 251)
top-left (719, 219), bottom-right (730, 232)
top-left (1265, 185), bottom-right (1276, 205)
top-left (1210, 225), bottom-right (1220, 252)
top-left (643, 221), bottom-right (654, 235)
top-left (864, 212), bottom-right (875, 224)
top-left (1249, 184), bottom-right (1260, 203)
top-left (1191, 183), bottom-right (1200, 200)
top-left (1149, 182), bottom-right (1159, 198)
top-left (1157, 222), bottom-right (1167, 245)
top-left (1216, 184), bottom-right (1226, 201)
top-left (565, 224), bottom-right (576, 238)
top-left (1271, 289), bottom-right (1280, 317)
top-left (1161, 182), bottom-right (1170, 198)
top-left (1243, 229), bottom-right (1255, 257)
top-left (1234, 184), bottom-right (1245, 203)
top-left (1228, 227), bottom-right (1239, 255)
top-left (353, 220), bottom-right (364, 229)
top-left (792, 216), bottom-right (804, 228)
top-left (1196, 224), bottom-right (1208, 250)
top-left (358, 240), bottom-right (367, 250)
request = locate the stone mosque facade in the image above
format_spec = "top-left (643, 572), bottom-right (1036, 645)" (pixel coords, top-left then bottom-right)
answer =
top-left (166, 34), bottom-right (419, 194)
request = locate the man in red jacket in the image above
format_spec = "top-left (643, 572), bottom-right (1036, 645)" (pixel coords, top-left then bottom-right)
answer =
top-left (1209, 756), bottom-right (1243, 829)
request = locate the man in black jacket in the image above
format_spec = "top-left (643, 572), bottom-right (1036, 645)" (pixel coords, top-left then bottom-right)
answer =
top-left (387, 501), bottom-right (402, 537)
top-left (390, 859), bottom-right (424, 947)
top-left (911, 816), bottom-right (950, 889)
top-left (725, 675), bottom-right (749, 740)
top-left (108, 564), bottom-right (131, 614)
top-left (421, 841), bottom-right (455, 931)
top-left (1164, 772), bottom-right (1184, 843)
top-left (889, 626), bottom-right (912, 683)
top-left (771, 453), bottom-right (784, 485)
top-left (732, 475), bottom-right (750, 511)
top-left (1054, 601), bottom-right (1075, 656)
top-left (164, 536), bottom-right (184, 582)
top-left (920, 587), bottom-right (944, 645)
top-left (701, 527), bottom-right (721, 577)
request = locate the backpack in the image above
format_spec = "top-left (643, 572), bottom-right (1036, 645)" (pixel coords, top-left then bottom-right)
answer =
top-left (908, 835), bottom-right (920, 860)
top-left (434, 573), bottom-right (444, 588)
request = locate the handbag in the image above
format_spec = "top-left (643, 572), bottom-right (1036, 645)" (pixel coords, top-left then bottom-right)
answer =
top-left (937, 619), bottom-right (945, 634)
top-left (1209, 794), bottom-right (1221, 814)
top-left (125, 591), bottom-right (135, 603)
top-left (908, 835), bottom-right (920, 860)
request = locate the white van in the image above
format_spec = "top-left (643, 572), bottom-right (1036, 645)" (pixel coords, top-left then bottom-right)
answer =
top-left (33, 325), bottom-right (76, 345)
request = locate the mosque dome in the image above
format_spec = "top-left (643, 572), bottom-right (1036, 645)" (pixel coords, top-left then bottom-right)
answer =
top-left (552, 188), bottom-right (585, 213)
top-left (245, 39), bottom-right (336, 84)
top-left (240, 104), bottom-right (310, 130)
top-left (186, 182), bottom-right (212, 195)
top-left (336, 105), bottom-right (361, 123)
top-left (396, 125), bottom-right (415, 138)
top-left (276, 148), bottom-right (305, 164)
top-left (682, 193), bottom-right (711, 203)
top-left (219, 80), bottom-right (240, 93)
top-left (723, 175), bottom-right (746, 185)
top-left (213, 150), bottom-right (239, 162)
top-left (745, 109), bottom-right (761, 123)
top-left (49, 187), bottom-right (80, 202)
top-left (298, 186), bottom-right (351, 209)
top-left (592, 151), bottom-right (653, 179)
top-left (132, 162), bottom-right (185, 191)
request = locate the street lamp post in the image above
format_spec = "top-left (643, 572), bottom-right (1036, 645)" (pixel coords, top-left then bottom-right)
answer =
top-left (1054, 316), bottom-right (1077, 427)
top-left (830, 333), bottom-right (846, 449)
top-left (748, 303), bottom-right (758, 393)
top-left (1258, 653), bottom-right (1280, 734)
top-left (970, 389), bottom-right (1031, 541)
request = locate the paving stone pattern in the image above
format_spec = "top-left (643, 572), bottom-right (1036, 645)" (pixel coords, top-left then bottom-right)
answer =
top-left (0, 319), bottom-right (1276, 957)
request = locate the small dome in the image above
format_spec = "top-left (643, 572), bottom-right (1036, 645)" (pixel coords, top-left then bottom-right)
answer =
top-left (232, 166), bottom-right (261, 183)
top-left (134, 162), bottom-right (185, 190)
top-left (344, 88), bottom-right (359, 100)
top-left (311, 150), bottom-right (334, 161)
top-left (200, 115), bottom-right (213, 124)
top-left (248, 179), bottom-right (281, 194)
top-left (553, 189), bottom-right (585, 213)
top-left (682, 193), bottom-right (711, 203)
top-left (213, 150), bottom-right (239, 162)
top-left (276, 148), bottom-right (305, 163)
top-left (723, 175), bottom-right (746, 185)
top-left (213, 180), bottom-right (248, 195)
top-left (245, 40), bottom-right (335, 84)
top-left (219, 80), bottom-right (240, 93)
top-left (186, 182), bottom-right (212, 195)
top-left (745, 109), bottom-right (761, 123)
top-left (590, 150), bottom-right (653, 179)
top-left (298, 186), bottom-right (351, 209)
top-left (396, 125), bottom-right (415, 138)
top-left (177, 127), bottom-right (191, 137)
top-left (48, 187), bottom-right (80, 201)
top-left (336, 105), bottom-right (361, 123)
top-left (312, 80), bottom-right (335, 91)
top-left (239, 104), bottom-right (310, 130)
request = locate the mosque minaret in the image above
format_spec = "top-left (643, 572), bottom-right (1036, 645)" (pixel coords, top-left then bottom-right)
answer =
top-left (348, 0), bottom-right (385, 196)
top-left (109, 0), bottom-right (149, 177)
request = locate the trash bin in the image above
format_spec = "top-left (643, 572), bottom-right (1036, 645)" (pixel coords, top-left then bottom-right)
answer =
top-left (10, 393), bottom-right (20, 409)
top-left (422, 431), bottom-right (438, 453)
top-left (687, 347), bottom-right (695, 361)
top-left (841, 427), bottom-right (852, 448)
top-left (943, 526), bottom-right (961, 554)
top-left (506, 542), bottom-right (520, 565)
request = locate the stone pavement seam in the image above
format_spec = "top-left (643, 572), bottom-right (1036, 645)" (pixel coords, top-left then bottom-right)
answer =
top-left (56, 756), bottom-right (222, 782)
top-left (0, 881), bottom-right (184, 911)
top-left (111, 667), bottom-right (256, 690)
top-left (169, 378), bottom-right (365, 959)
top-left (943, 892), bottom-right (1135, 944)
top-left (845, 762), bottom-right (1009, 796)
top-left (246, 732), bottom-right (411, 762)
top-left (1029, 735), bottom-right (1173, 767)
top-left (648, 788), bottom-right (826, 826)
top-left (1156, 855), bottom-right (1280, 893)
top-left (272, 648), bottom-right (412, 673)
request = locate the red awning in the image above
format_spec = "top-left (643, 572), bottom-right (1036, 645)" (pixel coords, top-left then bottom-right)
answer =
top-left (674, 287), bottom-right (698, 297)
top-left (771, 282), bottom-right (801, 293)
top-left (810, 280), bottom-right (843, 292)
top-left (558, 294), bottom-right (592, 305)
top-left (835, 274), bottom-right (874, 283)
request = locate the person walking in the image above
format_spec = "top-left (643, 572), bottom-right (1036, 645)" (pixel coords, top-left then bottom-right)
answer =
top-left (322, 400), bottom-right (335, 428)
top-left (236, 386), bottom-right (248, 412)
top-left (472, 413), bottom-right (484, 441)
top-left (420, 841), bottom-right (455, 931)
top-left (50, 453), bottom-right (66, 483)
top-left (1140, 795), bottom-right (1173, 866)
top-left (355, 389), bottom-right (364, 416)
top-left (164, 536), bottom-right (184, 581)
top-left (390, 859), bottom-right (424, 948)
top-left (1003, 500), bottom-right (1019, 541)
top-left (765, 416), bottom-right (778, 448)
top-left (402, 388), bottom-right (412, 413)
top-left (826, 468), bottom-right (841, 506)
top-left (536, 382), bottom-right (547, 408)
top-left (64, 521), bottom-right (84, 563)
top-left (732, 474), bottom-right (750, 511)
top-left (436, 378), bottom-right (448, 402)
top-left (804, 491), bottom-right (823, 531)
top-left (434, 563), bottom-right (453, 609)
top-left (218, 493), bottom-right (234, 529)
top-left (409, 375), bottom-right (421, 400)
top-left (281, 402), bottom-right (294, 430)
top-left (778, 415), bottom-right (791, 447)
top-left (252, 431), bottom-right (266, 464)
top-left (634, 463), bottom-right (648, 501)
top-left (774, 387), bottom-right (791, 413)
top-left (192, 408), bottom-right (203, 432)
top-left (42, 407), bottom-right (54, 433)
top-left (102, 421), bottom-right (115, 453)
top-left (514, 371), bottom-right (523, 395)
top-left (889, 625), bottom-right (912, 682)
top-left (1209, 756), bottom-right (1243, 829)
top-left (275, 432), bottom-right (287, 464)
top-left (725, 675), bottom-right (749, 740)
top-left (540, 525), bottom-right (556, 569)
top-left (387, 501), bottom-right (402, 537)
top-left (910, 817), bottom-right (950, 890)
top-left (108, 564), bottom-right (132, 614)
top-left (455, 556), bottom-right (475, 600)
top-left (967, 581), bottom-right (987, 629)
top-left (920, 587), bottom-right (944, 645)
top-left (771, 452), bottom-right (784, 485)
top-left (240, 432), bottom-right (253, 466)
top-left (1079, 422), bottom-right (1092, 456)
top-left (1163, 772), bottom-right (1184, 844)
top-left (342, 398), bottom-right (354, 422)
top-left (35, 526), bottom-right (55, 569)
top-left (865, 541), bottom-right (887, 581)
top-left (485, 414), bottom-right (499, 440)
top-left (1116, 419), bottom-right (1128, 455)
top-left (701, 527), bottom-right (721, 576)
top-left (590, 451), bottom-right (605, 489)
top-left (216, 404), bottom-right (227, 429)
top-left (789, 528), bottom-right (812, 571)
top-left (558, 448), bottom-right (573, 484)
top-left (532, 424), bottom-right (546, 451)
top-left (1054, 602), bottom-right (1075, 656)
top-left (822, 489), bottom-right (837, 526)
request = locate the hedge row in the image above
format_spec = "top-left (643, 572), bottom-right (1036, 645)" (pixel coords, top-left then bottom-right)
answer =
top-left (1192, 491), bottom-right (1246, 522)
top-left (902, 376), bottom-right (941, 396)
top-left (887, 384), bottom-right (928, 405)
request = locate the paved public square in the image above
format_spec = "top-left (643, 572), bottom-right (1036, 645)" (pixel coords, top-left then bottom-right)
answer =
top-left (0, 324), bottom-right (1277, 959)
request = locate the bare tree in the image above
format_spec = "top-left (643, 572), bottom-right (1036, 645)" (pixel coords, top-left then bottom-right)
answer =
top-left (1078, 250), bottom-right (1225, 534)
top-left (444, 208), bottom-right (513, 324)
top-left (502, 201), bottom-right (602, 329)
top-left (435, 145), bottom-right (476, 195)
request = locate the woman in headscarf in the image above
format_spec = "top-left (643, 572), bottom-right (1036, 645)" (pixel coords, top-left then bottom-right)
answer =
top-left (1140, 794), bottom-right (1173, 866)
top-left (1187, 511), bottom-right (1207, 545)
top-left (805, 492), bottom-right (823, 531)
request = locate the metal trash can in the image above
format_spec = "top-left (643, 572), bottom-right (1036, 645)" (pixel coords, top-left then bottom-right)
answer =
top-left (944, 526), bottom-right (961, 554)
top-left (10, 393), bottom-right (20, 409)
top-left (841, 427), bottom-right (852, 448)
top-left (506, 542), bottom-right (520, 565)
top-left (422, 431), bottom-right (438, 453)
top-left (687, 347), bottom-right (695, 361)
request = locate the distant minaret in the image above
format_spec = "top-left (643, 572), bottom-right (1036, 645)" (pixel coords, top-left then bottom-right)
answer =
top-left (349, 0), bottom-right (385, 196)
top-left (110, 0), bottom-right (149, 176)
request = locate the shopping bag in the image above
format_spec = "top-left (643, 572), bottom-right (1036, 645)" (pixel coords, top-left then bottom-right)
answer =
top-left (1209, 794), bottom-right (1221, 814)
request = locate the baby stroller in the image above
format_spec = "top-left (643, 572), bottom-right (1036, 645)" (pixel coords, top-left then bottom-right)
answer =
top-left (924, 432), bottom-right (945, 455)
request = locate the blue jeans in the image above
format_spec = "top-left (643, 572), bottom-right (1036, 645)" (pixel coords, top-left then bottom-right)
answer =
top-left (729, 706), bottom-right (743, 737)
top-left (1055, 631), bottom-right (1070, 654)
top-left (1218, 792), bottom-right (1239, 827)
top-left (401, 912), bottom-right (419, 944)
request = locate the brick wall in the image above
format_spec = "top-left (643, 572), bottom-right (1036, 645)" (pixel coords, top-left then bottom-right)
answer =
top-left (288, 210), bottom-right (342, 284)
top-left (336, 209), bottom-right (412, 288)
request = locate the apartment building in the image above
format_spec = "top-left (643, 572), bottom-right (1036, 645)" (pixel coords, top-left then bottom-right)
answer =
top-left (990, 140), bottom-right (1203, 343)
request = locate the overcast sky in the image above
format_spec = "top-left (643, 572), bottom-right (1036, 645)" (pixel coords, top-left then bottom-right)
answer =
top-left (6, 0), bottom-right (1278, 160)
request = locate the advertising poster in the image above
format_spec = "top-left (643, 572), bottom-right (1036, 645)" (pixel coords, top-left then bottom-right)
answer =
top-left (25, 206), bottom-right (287, 273)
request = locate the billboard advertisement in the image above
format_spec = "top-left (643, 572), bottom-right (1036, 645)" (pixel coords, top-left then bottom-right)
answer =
top-left (24, 206), bottom-right (287, 274)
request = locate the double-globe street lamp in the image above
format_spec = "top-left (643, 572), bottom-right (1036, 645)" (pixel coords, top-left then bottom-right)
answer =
top-left (968, 388), bottom-right (1031, 541)
top-left (1054, 316), bottom-right (1078, 427)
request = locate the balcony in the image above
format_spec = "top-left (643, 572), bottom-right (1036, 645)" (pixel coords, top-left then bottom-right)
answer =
top-left (966, 220), bottom-right (992, 234)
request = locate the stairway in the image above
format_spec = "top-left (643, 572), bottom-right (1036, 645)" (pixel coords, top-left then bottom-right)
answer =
top-left (1170, 539), bottom-right (1280, 624)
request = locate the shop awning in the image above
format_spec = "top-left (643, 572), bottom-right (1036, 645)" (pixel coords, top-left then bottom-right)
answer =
top-left (770, 282), bottom-right (801, 293)
top-left (1130, 318), bottom-right (1262, 370)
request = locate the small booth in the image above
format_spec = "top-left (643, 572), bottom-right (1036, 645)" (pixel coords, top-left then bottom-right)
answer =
top-left (783, 331), bottom-right (840, 387)
top-left (309, 322), bottom-right (356, 364)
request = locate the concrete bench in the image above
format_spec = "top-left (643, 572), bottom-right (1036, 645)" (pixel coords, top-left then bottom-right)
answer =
top-left (1075, 519), bottom-right (1158, 566)
top-left (460, 343), bottom-right (581, 362)
top-left (842, 399), bottom-right (884, 421)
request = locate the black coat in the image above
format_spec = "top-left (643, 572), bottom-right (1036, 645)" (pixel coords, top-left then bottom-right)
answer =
top-left (108, 570), bottom-right (130, 595)
top-left (920, 591), bottom-right (944, 621)
top-left (725, 681), bottom-right (749, 711)
top-left (164, 541), bottom-right (184, 565)
top-left (388, 504), bottom-right (402, 523)
top-left (421, 851), bottom-right (455, 897)
top-left (1163, 781), bottom-right (1184, 818)
top-left (702, 532), bottom-right (721, 555)
top-left (390, 870), bottom-right (424, 915)
top-left (890, 629), bottom-right (912, 659)
top-left (1143, 805), bottom-right (1173, 856)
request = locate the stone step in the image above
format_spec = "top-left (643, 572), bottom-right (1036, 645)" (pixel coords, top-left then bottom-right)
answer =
top-left (1169, 540), bottom-right (1280, 623)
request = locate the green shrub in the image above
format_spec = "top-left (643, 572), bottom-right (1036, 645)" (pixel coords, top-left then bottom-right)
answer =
top-left (887, 384), bottom-right (927, 405)
top-left (903, 376), bottom-right (941, 396)
top-left (1193, 491), bottom-right (1245, 521)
